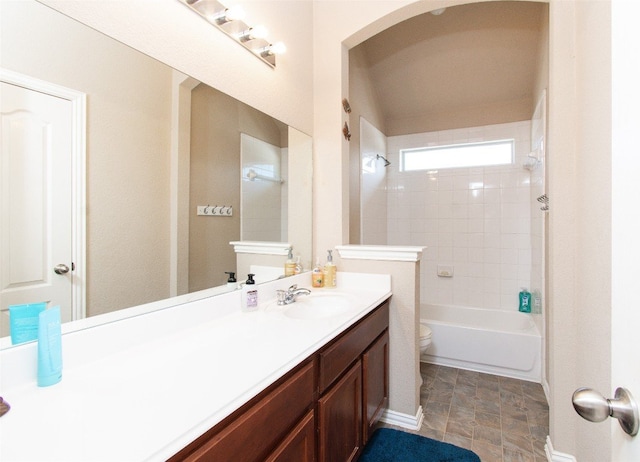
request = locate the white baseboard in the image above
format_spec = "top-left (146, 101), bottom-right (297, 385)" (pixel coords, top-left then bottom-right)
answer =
top-left (545, 436), bottom-right (577, 462)
top-left (379, 406), bottom-right (424, 430)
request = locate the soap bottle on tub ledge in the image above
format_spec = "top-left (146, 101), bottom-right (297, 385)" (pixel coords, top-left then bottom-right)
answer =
top-left (518, 288), bottom-right (531, 313)
top-left (242, 274), bottom-right (259, 312)
top-left (323, 250), bottom-right (337, 288)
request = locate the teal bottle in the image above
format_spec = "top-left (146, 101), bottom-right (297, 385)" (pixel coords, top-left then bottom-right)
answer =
top-left (519, 289), bottom-right (531, 313)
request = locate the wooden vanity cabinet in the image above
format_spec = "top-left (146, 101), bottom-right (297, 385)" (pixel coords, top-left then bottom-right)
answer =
top-left (318, 360), bottom-right (362, 462)
top-left (169, 299), bottom-right (389, 462)
top-left (362, 329), bottom-right (389, 443)
top-left (264, 410), bottom-right (315, 462)
top-left (168, 360), bottom-right (316, 462)
top-left (317, 300), bottom-right (389, 461)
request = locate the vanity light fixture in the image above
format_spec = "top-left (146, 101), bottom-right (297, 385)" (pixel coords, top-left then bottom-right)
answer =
top-left (178, 0), bottom-right (285, 67)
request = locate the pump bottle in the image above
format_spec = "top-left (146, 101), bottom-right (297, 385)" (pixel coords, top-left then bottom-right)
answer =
top-left (284, 248), bottom-right (296, 277)
top-left (312, 258), bottom-right (324, 287)
top-left (324, 250), bottom-right (337, 288)
top-left (242, 274), bottom-right (259, 312)
top-left (225, 272), bottom-right (237, 291)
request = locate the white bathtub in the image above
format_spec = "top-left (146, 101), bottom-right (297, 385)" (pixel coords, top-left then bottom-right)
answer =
top-left (420, 303), bottom-right (542, 382)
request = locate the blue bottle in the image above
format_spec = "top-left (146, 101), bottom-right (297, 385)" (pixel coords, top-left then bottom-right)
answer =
top-left (37, 306), bottom-right (63, 387)
top-left (519, 289), bottom-right (531, 313)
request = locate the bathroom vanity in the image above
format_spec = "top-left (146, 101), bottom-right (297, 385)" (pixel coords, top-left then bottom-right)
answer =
top-left (170, 298), bottom-right (389, 462)
top-left (0, 272), bottom-right (390, 461)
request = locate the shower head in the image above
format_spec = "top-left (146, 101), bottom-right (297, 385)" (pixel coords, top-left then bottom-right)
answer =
top-left (376, 154), bottom-right (391, 167)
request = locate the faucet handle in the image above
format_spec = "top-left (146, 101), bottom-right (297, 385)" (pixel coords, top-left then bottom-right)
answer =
top-left (276, 290), bottom-right (287, 305)
top-left (288, 284), bottom-right (298, 292)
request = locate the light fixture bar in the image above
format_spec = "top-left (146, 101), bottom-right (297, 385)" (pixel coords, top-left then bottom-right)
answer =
top-left (178, 0), bottom-right (284, 68)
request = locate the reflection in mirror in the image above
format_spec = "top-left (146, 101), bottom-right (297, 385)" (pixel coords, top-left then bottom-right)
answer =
top-left (241, 134), bottom-right (287, 242)
top-left (0, 0), bottom-right (311, 343)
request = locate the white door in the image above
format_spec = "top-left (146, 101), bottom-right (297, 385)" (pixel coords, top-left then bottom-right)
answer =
top-left (611, 0), bottom-right (640, 459)
top-left (0, 81), bottom-right (74, 334)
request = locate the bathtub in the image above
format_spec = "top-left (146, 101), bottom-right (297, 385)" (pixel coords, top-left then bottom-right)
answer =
top-left (420, 303), bottom-right (542, 382)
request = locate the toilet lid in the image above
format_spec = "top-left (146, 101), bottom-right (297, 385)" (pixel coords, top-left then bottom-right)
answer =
top-left (420, 324), bottom-right (432, 339)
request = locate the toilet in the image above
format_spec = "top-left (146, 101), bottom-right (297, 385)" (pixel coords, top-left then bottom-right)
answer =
top-left (419, 322), bottom-right (432, 356)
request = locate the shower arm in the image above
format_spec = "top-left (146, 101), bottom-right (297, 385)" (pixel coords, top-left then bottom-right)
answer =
top-left (376, 154), bottom-right (391, 166)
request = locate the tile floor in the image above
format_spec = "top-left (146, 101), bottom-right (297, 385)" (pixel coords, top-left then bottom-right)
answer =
top-left (380, 363), bottom-right (549, 462)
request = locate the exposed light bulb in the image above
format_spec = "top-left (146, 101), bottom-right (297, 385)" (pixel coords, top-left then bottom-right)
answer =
top-left (265, 41), bottom-right (286, 56)
top-left (249, 25), bottom-right (268, 40)
top-left (224, 5), bottom-right (245, 21)
top-left (238, 25), bottom-right (268, 42)
top-left (210, 5), bottom-right (245, 24)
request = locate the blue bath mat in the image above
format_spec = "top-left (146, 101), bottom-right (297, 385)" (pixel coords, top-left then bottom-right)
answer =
top-left (360, 428), bottom-right (481, 462)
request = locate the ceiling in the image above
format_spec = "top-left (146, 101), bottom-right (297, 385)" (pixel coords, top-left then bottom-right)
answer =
top-left (354, 1), bottom-right (547, 135)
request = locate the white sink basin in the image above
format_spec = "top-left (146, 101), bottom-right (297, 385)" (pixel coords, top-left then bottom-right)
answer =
top-left (283, 292), bottom-right (359, 320)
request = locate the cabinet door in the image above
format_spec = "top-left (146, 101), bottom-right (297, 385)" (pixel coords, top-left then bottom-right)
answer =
top-left (265, 411), bottom-right (315, 462)
top-left (318, 360), bottom-right (362, 462)
top-left (362, 330), bottom-right (389, 443)
top-left (174, 361), bottom-right (315, 462)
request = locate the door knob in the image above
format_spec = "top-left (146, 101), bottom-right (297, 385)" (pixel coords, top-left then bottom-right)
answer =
top-left (53, 264), bottom-right (70, 275)
top-left (572, 387), bottom-right (639, 436)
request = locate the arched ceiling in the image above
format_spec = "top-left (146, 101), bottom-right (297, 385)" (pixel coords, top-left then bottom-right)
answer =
top-left (354, 1), bottom-right (547, 135)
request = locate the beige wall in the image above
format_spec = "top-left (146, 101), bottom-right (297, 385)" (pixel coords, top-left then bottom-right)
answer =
top-left (189, 85), bottom-right (285, 291)
top-left (348, 46), bottom-right (389, 245)
top-left (2, 0), bottom-right (173, 317)
top-left (547, 1), bottom-right (612, 459)
top-left (340, 258), bottom-right (422, 418)
top-left (38, 0), bottom-right (314, 135)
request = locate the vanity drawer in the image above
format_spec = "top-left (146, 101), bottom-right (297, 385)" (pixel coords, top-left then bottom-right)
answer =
top-left (318, 301), bottom-right (389, 393)
top-left (176, 359), bottom-right (315, 462)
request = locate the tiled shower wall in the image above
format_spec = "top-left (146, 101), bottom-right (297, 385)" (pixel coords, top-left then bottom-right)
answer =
top-left (241, 134), bottom-right (285, 242)
top-left (384, 121), bottom-right (534, 310)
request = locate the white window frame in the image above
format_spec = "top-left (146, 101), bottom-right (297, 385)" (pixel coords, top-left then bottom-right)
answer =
top-left (400, 139), bottom-right (514, 172)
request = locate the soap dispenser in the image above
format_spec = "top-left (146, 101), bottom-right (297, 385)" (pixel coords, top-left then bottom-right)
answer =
top-left (242, 274), bottom-right (259, 312)
top-left (312, 258), bottom-right (324, 288)
top-left (284, 248), bottom-right (296, 277)
top-left (324, 250), bottom-right (337, 288)
top-left (225, 272), bottom-right (237, 291)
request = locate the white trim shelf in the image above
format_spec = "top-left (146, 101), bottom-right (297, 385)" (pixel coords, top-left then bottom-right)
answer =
top-left (230, 241), bottom-right (291, 255)
top-left (335, 245), bottom-right (426, 262)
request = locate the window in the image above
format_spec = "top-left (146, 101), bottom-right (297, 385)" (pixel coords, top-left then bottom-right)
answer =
top-left (400, 139), bottom-right (514, 171)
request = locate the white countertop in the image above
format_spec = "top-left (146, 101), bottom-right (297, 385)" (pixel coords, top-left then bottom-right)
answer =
top-left (0, 272), bottom-right (391, 461)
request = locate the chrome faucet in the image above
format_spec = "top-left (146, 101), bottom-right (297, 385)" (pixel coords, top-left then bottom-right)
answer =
top-left (276, 284), bottom-right (311, 305)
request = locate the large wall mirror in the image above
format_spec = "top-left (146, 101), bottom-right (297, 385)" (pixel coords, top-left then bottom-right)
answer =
top-left (0, 0), bottom-right (312, 342)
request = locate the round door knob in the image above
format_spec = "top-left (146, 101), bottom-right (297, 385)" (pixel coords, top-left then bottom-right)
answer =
top-left (572, 388), bottom-right (610, 422)
top-left (572, 387), bottom-right (639, 436)
top-left (53, 264), bottom-right (70, 275)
